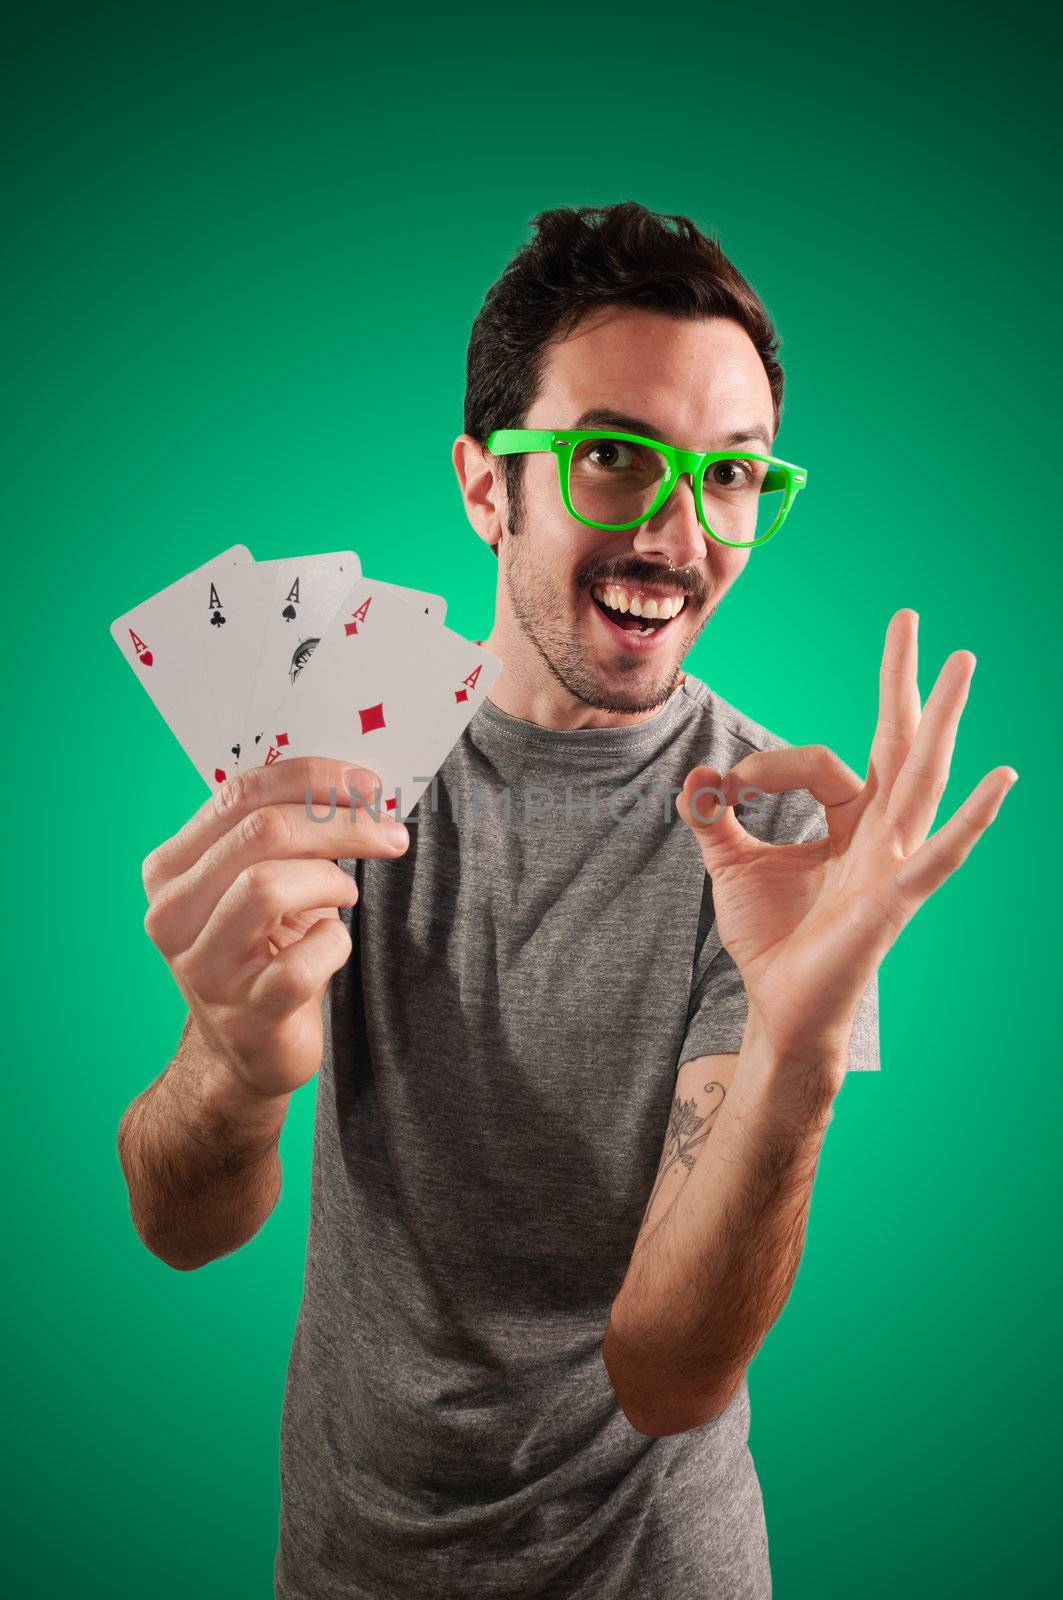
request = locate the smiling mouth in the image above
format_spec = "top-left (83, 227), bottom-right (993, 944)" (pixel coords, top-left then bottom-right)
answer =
top-left (589, 581), bottom-right (689, 637)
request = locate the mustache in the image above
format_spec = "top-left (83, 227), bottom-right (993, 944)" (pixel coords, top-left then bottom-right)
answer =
top-left (582, 564), bottom-right (702, 597)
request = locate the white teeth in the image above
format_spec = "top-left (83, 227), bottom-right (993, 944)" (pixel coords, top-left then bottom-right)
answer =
top-left (591, 584), bottom-right (686, 622)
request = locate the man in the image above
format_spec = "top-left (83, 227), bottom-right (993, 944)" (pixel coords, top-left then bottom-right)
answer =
top-left (117, 201), bottom-right (1016, 1598)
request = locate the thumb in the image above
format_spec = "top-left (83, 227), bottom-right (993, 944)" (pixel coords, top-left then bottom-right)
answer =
top-left (677, 765), bottom-right (760, 866)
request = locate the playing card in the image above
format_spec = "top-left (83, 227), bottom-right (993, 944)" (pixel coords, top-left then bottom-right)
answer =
top-left (249, 577), bottom-right (501, 819)
top-left (209, 550), bottom-right (363, 785)
top-left (195, 559), bottom-right (278, 781)
top-left (221, 569), bottom-right (444, 786)
top-left (109, 544), bottom-right (255, 783)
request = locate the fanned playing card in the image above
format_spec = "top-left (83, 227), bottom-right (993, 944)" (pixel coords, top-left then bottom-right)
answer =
top-left (109, 544), bottom-right (254, 782)
top-left (208, 550), bottom-right (364, 785)
top-left (220, 566), bottom-right (444, 786)
top-left (250, 576), bottom-right (500, 818)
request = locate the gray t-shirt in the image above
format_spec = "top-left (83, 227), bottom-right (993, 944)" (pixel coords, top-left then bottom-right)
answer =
top-left (275, 671), bottom-right (879, 1600)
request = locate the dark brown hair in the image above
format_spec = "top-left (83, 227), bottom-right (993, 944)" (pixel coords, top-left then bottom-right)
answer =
top-left (463, 201), bottom-right (785, 524)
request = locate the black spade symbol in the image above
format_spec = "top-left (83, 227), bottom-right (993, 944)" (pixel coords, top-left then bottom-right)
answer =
top-left (282, 604), bottom-right (297, 621)
top-left (210, 610), bottom-right (226, 627)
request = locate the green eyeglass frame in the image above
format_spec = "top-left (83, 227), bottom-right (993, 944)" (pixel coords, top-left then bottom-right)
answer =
top-left (484, 428), bottom-right (808, 549)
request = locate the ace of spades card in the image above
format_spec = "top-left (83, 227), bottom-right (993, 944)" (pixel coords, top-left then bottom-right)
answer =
top-left (207, 550), bottom-right (364, 784)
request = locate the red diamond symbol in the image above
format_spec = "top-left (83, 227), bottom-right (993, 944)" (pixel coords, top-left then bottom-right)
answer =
top-left (359, 702), bottom-right (385, 734)
top-left (454, 688), bottom-right (468, 703)
top-left (275, 731), bottom-right (289, 747)
top-left (344, 620), bottom-right (358, 636)
top-left (385, 795), bottom-right (396, 812)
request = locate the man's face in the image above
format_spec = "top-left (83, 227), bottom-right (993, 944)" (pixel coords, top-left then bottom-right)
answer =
top-left (497, 308), bottom-right (776, 715)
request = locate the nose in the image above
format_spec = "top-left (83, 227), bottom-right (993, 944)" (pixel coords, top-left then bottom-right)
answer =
top-left (630, 472), bottom-right (707, 572)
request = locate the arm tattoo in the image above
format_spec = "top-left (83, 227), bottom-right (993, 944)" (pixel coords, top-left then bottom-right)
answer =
top-left (640, 1081), bottom-right (726, 1229)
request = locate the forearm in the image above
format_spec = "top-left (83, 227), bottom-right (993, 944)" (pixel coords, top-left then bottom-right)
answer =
top-left (604, 1012), bottom-right (844, 1435)
top-left (116, 1014), bottom-right (291, 1271)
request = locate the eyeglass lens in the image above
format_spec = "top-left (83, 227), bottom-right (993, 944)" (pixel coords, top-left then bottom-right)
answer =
top-left (567, 434), bottom-right (783, 543)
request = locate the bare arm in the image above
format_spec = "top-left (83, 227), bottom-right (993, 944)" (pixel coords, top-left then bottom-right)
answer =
top-left (117, 1014), bottom-right (291, 1270)
top-left (623, 610), bottom-right (1016, 1432)
top-left (632, 1052), bottom-right (740, 1249)
top-left (603, 611), bottom-right (1016, 1436)
top-left (601, 1012), bottom-right (841, 1436)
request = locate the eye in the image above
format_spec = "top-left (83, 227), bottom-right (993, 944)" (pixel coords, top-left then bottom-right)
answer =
top-left (585, 439), bottom-right (640, 471)
top-left (707, 457), bottom-right (764, 490)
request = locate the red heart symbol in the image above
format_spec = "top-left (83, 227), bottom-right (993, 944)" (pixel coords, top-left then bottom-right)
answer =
top-left (214, 769), bottom-right (226, 784)
top-left (138, 651), bottom-right (154, 667)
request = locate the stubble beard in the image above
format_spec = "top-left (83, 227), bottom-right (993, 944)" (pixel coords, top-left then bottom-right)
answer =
top-left (501, 487), bottom-right (714, 715)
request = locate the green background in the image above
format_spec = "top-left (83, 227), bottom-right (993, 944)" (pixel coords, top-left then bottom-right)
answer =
top-left (5, 1), bottom-right (1059, 1594)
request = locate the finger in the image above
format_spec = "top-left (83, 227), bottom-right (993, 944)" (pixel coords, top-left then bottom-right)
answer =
top-left (717, 745), bottom-right (864, 820)
top-left (145, 793), bottom-right (406, 957)
top-left (142, 757), bottom-right (386, 894)
top-left (183, 859), bottom-right (359, 990)
top-left (866, 609), bottom-right (921, 801)
top-left (248, 915), bottom-right (354, 1018)
top-left (885, 649), bottom-right (976, 852)
top-left (893, 767), bottom-right (1017, 905)
top-left (677, 766), bottom-right (764, 865)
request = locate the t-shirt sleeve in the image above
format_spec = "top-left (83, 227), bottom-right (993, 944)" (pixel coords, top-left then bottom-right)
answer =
top-left (678, 779), bottom-right (882, 1073)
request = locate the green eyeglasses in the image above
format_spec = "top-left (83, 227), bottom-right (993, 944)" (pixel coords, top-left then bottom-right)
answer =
top-left (484, 428), bottom-right (808, 549)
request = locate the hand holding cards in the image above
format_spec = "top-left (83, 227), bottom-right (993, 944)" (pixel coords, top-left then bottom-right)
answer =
top-left (110, 546), bottom-right (501, 817)
top-left (139, 758), bottom-right (415, 1113)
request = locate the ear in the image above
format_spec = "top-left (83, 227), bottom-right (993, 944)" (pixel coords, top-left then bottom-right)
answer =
top-left (452, 434), bottom-right (506, 555)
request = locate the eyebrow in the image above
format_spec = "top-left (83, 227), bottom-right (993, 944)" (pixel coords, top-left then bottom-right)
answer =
top-left (570, 406), bottom-right (774, 453)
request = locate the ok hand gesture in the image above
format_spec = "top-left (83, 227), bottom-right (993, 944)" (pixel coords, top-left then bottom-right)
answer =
top-left (677, 609), bottom-right (1017, 1075)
